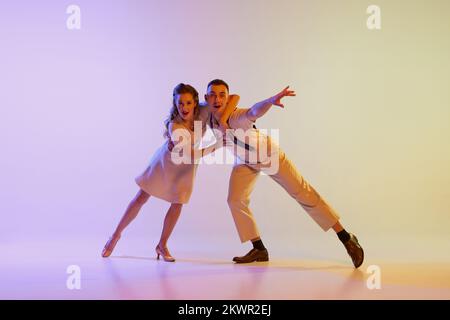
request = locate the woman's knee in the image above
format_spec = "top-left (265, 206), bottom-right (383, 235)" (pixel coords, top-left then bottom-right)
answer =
top-left (170, 203), bottom-right (183, 209)
top-left (134, 189), bottom-right (150, 205)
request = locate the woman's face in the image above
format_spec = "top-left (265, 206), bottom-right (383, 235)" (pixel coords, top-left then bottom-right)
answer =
top-left (175, 93), bottom-right (196, 121)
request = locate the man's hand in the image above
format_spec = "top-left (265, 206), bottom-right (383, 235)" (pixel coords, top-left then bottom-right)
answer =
top-left (269, 86), bottom-right (296, 108)
top-left (246, 86), bottom-right (296, 122)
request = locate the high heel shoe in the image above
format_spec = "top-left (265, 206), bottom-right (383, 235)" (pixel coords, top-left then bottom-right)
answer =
top-left (155, 244), bottom-right (175, 262)
top-left (101, 235), bottom-right (121, 258)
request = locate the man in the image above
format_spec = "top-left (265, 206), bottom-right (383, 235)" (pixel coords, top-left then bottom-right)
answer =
top-left (203, 79), bottom-right (364, 268)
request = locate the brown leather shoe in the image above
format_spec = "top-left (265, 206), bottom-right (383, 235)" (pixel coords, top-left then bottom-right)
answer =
top-left (343, 233), bottom-right (364, 268)
top-left (233, 248), bottom-right (269, 263)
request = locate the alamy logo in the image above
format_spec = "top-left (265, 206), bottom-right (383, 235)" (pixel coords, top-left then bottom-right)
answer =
top-left (170, 121), bottom-right (280, 175)
top-left (66, 265), bottom-right (81, 290)
top-left (367, 5), bottom-right (381, 30)
top-left (366, 265), bottom-right (381, 289)
top-left (66, 5), bottom-right (81, 30)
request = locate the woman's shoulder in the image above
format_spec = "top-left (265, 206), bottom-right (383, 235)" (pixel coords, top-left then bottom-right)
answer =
top-left (168, 117), bottom-right (183, 128)
top-left (168, 119), bottom-right (192, 134)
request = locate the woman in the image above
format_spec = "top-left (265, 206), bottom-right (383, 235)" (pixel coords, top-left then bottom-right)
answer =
top-left (101, 83), bottom-right (238, 261)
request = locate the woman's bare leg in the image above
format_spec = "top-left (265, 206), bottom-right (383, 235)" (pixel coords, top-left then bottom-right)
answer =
top-left (111, 189), bottom-right (151, 238)
top-left (158, 203), bottom-right (183, 247)
top-left (102, 189), bottom-right (150, 257)
top-left (156, 203), bottom-right (183, 261)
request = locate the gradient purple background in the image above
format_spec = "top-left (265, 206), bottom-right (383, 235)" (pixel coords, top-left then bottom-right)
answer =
top-left (1, 0), bottom-right (449, 264)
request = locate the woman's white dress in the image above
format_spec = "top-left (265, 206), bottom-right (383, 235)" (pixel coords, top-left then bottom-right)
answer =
top-left (135, 120), bottom-right (202, 204)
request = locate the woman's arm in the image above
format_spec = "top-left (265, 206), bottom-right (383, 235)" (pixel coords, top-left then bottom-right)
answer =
top-left (169, 122), bottom-right (224, 162)
top-left (218, 94), bottom-right (240, 129)
top-left (198, 139), bottom-right (223, 158)
top-left (168, 122), bottom-right (192, 153)
top-left (188, 135), bottom-right (226, 163)
top-left (246, 86), bottom-right (295, 122)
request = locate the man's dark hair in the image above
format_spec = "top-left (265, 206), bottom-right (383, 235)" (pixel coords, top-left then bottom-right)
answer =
top-left (207, 79), bottom-right (229, 92)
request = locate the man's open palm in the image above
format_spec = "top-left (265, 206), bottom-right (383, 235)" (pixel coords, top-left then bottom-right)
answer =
top-left (271, 86), bottom-right (296, 108)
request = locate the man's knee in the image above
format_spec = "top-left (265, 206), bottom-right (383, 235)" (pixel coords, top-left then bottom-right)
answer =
top-left (291, 183), bottom-right (320, 207)
top-left (227, 194), bottom-right (250, 209)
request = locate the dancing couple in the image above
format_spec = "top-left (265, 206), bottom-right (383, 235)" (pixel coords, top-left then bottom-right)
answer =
top-left (101, 80), bottom-right (364, 268)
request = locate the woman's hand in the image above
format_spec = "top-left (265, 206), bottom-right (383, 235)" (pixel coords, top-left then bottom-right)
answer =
top-left (167, 140), bottom-right (174, 151)
top-left (218, 94), bottom-right (239, 130)
top-left (269, 86), bottom-right (296, 108)
top-left (222, 132), bottom-right (230, 147)
top-left (218, 117), bottom-right (230, 132)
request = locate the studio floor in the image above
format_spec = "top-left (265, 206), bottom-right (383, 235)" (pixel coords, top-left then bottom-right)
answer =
top-left (1, 235), bottom-right (449, 300)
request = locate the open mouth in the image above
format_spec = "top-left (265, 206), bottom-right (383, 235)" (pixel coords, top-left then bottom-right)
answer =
top-left (181, 110), bottom-right (190, 116)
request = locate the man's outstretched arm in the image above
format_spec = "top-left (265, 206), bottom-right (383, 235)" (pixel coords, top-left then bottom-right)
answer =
top-left (246, 86), bottom-right (296, 122)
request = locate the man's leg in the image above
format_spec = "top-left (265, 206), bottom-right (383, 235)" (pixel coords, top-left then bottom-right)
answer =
top-left (268, 151), bottom-right (340, 230)
top-left (227, 164), bottom-right (269, 263)
top-left (266, 150), bottom-right (364, 268)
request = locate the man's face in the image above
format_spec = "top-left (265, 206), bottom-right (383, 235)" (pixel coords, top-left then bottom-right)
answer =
top-left (205, 84), bottom-right (229, 118)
